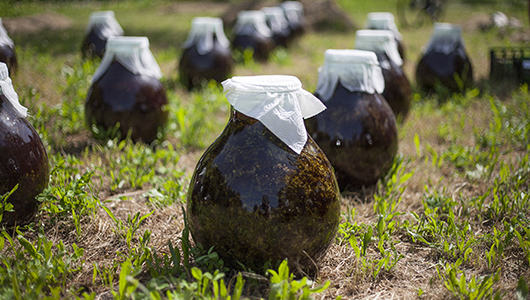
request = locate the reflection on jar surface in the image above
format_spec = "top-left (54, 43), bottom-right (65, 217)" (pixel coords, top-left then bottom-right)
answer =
top-left (0, 45), bottom-right (17, 73)
top-left (0, 95), bottom-right (49, 227)
top-left (179, 40), bottom-right (233, 90)
top-left (376, 52), bottom-right (411, 121)
top-left (416, 46), bottom-right (473, 93)
top-left (188, 109), bottom-right (341, 273)
top-left (306, 83), bottom-right (398, 190)
top-left (85, 61), bottom-right (168, 143)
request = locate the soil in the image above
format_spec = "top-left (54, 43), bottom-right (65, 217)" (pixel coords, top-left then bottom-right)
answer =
top-left (2, 12), bottom-right (72, 35)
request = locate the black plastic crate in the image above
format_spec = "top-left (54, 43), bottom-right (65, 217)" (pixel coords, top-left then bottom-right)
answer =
top-left (490, 47), bottom-right (530, 85)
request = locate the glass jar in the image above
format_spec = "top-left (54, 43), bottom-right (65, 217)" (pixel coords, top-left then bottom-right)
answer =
top-left (85, 37), bottom-right (168, 143)
top-left (416, 23), bottom-right (473, 94)
top-left (364, 12), bottom-right (405, 63)
top-left (187, 75), bottom-right (340, 273)
top-left (280, 1), bottom-right (306, 40)
top-left (262, 7), bottom-right (291, 48)
top-left (0, 63), bottom-right (49, 227)
top-left (81, 11), bottom-right (124, 59)
top-left (0, 18), bottom-right (17, 73)
top-left (179, 17), bottom-right (233, 90)
top-left (306, 49), bottom-right (398, 190)
top-left (355, 29), bottom-right (412, 121)
top-left (232, 10), bottom-right (275, 61)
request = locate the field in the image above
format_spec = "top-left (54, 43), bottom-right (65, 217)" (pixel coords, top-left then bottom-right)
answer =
top-left (0, 0), bottom-right (530, 299)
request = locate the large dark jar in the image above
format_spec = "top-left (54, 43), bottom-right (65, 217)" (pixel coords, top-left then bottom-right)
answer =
top-left (364, 12), bottom-right (405, 63)
top-left (179, 17), bottom-right (233, 90)
top-left (232, 11), bottom-right (275, 62)
top-left (0, 18), bottom-right (18, 73)
top-left (0, 63), bottom-right (49, 227)
top-left (306, 49), bottom-right (398, 190)
top-left (355, 29), bottom-right (412, 121)
top-left (81, 11), bottom-right (124, 59)
top-left (85, 37), bottom-right (168, 143)
top-left (416, 23), bottom-right (473, 94)
top-left (187, 75), bottom-right (341, 273)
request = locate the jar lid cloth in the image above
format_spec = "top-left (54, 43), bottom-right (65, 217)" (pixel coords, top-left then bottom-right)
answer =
top-left (85, 11), bottom-right (124, 40)
top-left (355, 29), bottom-right (403, 67)
top-left (183, 17), bottom-right (230, 55)
top-left (0, 63), bottom-right (27, 117)
top-left (364, 12), bottom-right (403, 41)
top-left (0, 18), bottom-right (14, 48)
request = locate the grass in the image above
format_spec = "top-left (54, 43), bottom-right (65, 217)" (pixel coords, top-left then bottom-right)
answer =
top-left (0, 0), bottom-right (529, 299)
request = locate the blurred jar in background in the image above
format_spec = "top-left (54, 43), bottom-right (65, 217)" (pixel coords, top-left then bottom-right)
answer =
top-left (306, 49), bottom-right (398, 191)
top-left (355, 29), bottom-right (412, 121)
top-left (179, 17), bottom-right (233, 90)
top-left (262, 6), bottom-right (291, 48)
top-left (416, 23), bottom-right (473, 94)
top-left (0, 18), bottom-right (17, 73)
top-left (232, 10), bottom-right (274, 61)
top-left (85, 37), bottom-right (168, 144)
top-left (364, 12), bottom-right (405, 62)
top-left (280, 1), bottom-right (306, 40)
top-left (0, 62), bottom-right (49, 227)
top-left (81, 11), bottom-right (124, 59)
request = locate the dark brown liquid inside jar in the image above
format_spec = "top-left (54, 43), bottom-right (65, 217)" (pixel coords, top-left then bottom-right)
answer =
top-left (81, 26), bottom-right (117, 59)
top-left (187, 109), bottom-right (341, 273)
top-left (0, 94), bottom-right (49, 227)
top-left (178, 39), bottom-right (234, 90)
top-left (232, 29), bottom-right (274, 61)
top-left (85, 60), bottom-right (168, 143)
top-left (375, 51), bottom-right (412, 121)
top-left (265, 20), bottom-right (291, 48)
top-left (306, 83), bottom-right (398, 190)
top-left (415, 44), bottom-right (473, 93)
top-left (0, 45), bottom-right (18, 74)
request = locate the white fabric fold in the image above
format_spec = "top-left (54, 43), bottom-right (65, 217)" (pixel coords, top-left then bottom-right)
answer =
top-left (364, 12), bottom-right (403, 41)
top-left (183, 17), bottom-right (230, 55)
top-left (280, 1), bottom-right (305, 23)
top-left (85, 11), bottom-right (124, 40)
top-left (423, 22), bottom-right (465, 55)
top-left (0, 18), bottom-right (14, 48)
top-left (355, 29), bottom-right (403, 67)
top-left (262, 7), bottom-right (290, 33)
top-left (92, 36), bottom-right (162, 83)
top-left (315, 49), bottom-right (385, 102)
top-left (233, 10), bottom-right (273, 37)
top-left (0, 63), bottom-right (27, 117)
top-left (222, 75), bottom-right (326, 154)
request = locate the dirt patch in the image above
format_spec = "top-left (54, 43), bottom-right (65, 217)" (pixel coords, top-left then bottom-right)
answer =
top-left (3, 12), bottom-right (72, 35)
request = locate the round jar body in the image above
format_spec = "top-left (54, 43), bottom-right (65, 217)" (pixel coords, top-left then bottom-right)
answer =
top-left (85, 61), bottom-right (168, 143)
top-left (81, 26), bottom-right (111, 59)
top-left (376, 52), bottom-right (412, 121)
top-left (415, 46), bottom-right (473, 93)
top-left (232, 33), bottom-right (274, 61)
top-left (306, 84), bottom-right (398, 190)
top-left (179, 40), bottom-right (234, 90)
top-left (187, 110), bottom-right (341, 273)
top-left (0, 45), bottom-right (17, 73)
top-left (0, 95), bottom-right (49, 227)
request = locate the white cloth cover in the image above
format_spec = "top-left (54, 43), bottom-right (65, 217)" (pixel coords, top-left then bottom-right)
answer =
top-left (85, 11), bottom-right (124, 39)
top-left (0, 18), bottom-right (14, 48)
top-left (92, 36), bottom-right (162, 83)
top-left (183, 17), bottom-right (230, 55)
top-left (364, 12), bottom-right (403, 41)
top-left (315, 49), bottom-right (385, 102)
top-left (261, 7), bottom-right (290, 33)
top-left (233, 11), bottom-right (272, 38)
top-left (355, 29), bottom-right (403, 68)
top-left (0, 63), bottom-right (27, 117)
top-left (423, 23), bottom-right (465, 55)
top-left (222, 75), bottom-right (326, 154)
top-left (280, 1), bottom-right (305, 20)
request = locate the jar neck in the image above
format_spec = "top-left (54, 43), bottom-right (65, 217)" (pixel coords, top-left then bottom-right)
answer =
top-left (230, 107), bottom-right (257, 123)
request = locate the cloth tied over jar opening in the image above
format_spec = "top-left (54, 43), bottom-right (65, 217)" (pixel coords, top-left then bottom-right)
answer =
top-left (261, 7), bottom-right (290, 33)
top-left (315, 49), bottom-right (385, 102)
top-left (92, 36), bottom-right (162, 83)
top-left (222, 75), bottom-right (326, 154)
top-left (85, 11), bottom-right (124, 40)
top-left (423, 22), bottom-right (465, 55)
top-left (364, 12), bottom-right (403, 41)
top-left (355, 29), bottom-right (403, 68)
top-left (0, 18), bottom-right (14, 48)
top-left (233, 11), bottom-right (273, 38)
top-left (183, 17), bottom-right (230, 55)
top-left (0, 63), bottom-right (27, 118)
